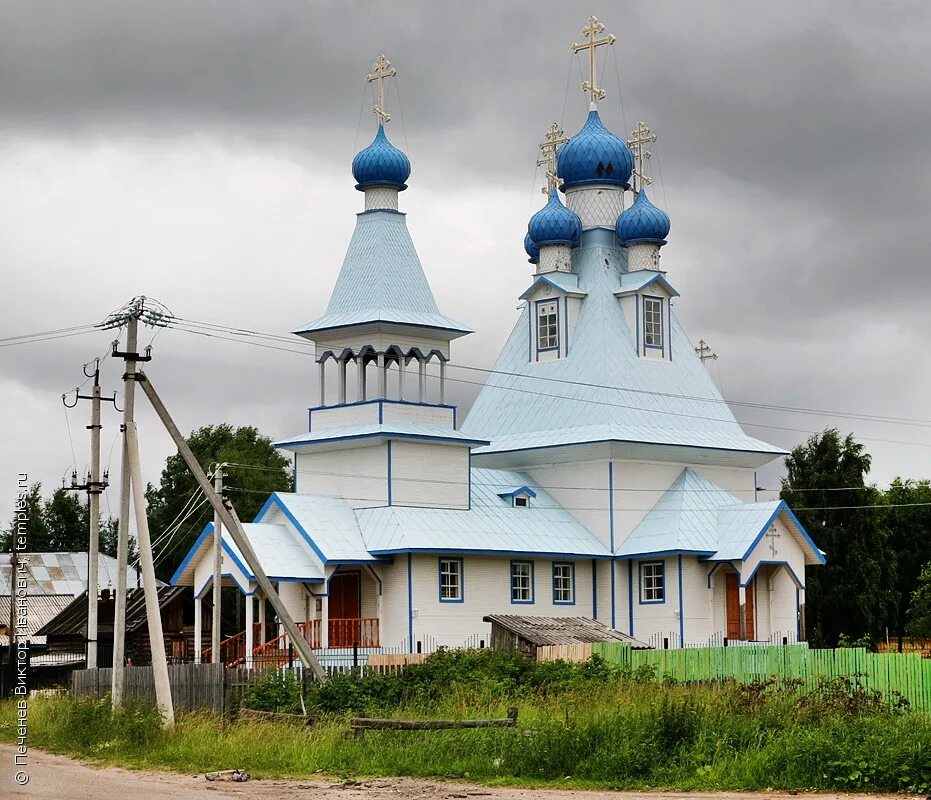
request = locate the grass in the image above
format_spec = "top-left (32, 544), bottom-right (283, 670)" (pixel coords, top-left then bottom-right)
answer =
top-left (3, 651), bottom-right (931, 792)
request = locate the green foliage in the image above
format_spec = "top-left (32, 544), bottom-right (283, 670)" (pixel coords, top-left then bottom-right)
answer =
top-left (781, 429), bottom-right (894, 646)
top-left (907, 561), bottom-right (931, 637)
top-left (836, 632), bottom-right (872, 649)
top-left (0, 483), bottom-right (121, 556)
top-left (144, 424), bottom-right (291, 581)
top-left (886, 478), bottom-right (931, 641)
top-left (5, 673), bottom-right (931, 792)
top-left (241, 670), bottom-right (304, 714)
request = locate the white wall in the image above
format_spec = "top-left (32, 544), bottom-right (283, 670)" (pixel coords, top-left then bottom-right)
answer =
top-left (294, 444), bottom-right (388, 507)
top-left (390, 440), bottom-right (470, 509)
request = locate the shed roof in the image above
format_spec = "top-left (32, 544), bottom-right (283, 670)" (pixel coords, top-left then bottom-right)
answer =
top-left (38, 586), bottom-right (188, 637)
top-left (483, 614), bottom-right (651, 648)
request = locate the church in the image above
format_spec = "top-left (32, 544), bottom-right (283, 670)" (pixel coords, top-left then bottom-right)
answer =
top-left (171, 18), bottom-right (824, 659)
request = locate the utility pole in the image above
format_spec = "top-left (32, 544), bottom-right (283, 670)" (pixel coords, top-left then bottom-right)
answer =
top-left (63, 360), bottom-right (117, 669)
top-left (211, 463), bottom-right (226, 663)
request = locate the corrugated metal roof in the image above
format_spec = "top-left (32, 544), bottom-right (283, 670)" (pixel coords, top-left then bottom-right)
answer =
top-left (275, 422), bottom-right (488, 450)
top-left (358, 468), bottom-right (610, 557)
top-left (462, 233), bottom-right (782, 459)
top-left (0, 593), bottom-right (74, 646)
top-left (294, 210), bottom-right (471, 337)
top-left (483, 614), bottom-right (650, 648)
top-left (0, 552), bottom-right (148, 596)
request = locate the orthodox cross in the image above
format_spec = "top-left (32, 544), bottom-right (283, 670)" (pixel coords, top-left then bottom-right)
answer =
top-left (537, 122), bottom-right (568, 194)
top-left (694, 339), bottom-right (718, 363)
top-left (366, 53), bottom-right (397, 125)
top-left (765, 524), bottom-right (780, 557)
top-left (627, 120), bottom-right (657, 193)
top-left (571, 16), bottom-right (616, 104)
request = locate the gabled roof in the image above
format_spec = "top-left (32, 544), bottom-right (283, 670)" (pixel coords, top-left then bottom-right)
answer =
top-left (617, 468), bottom-right (825, 567)
top-left (170, 522), bottom-right (327, 588)
top-left (294, 210), bottom-right (471, 338)
top-left (462, 232), bottom-right (781, 461)
top-left (0, 552), bottom-right (148, 596)
top-left (275, 422), bottom-right (489, 451)
top-left (358, 468), bottom-right (610, 558)
top-left (256, 493), bottom-right (376, 564)
top-left (614, 269), bottom-right (679, 298)
top-left (518, 272), bottom-right (587, 301)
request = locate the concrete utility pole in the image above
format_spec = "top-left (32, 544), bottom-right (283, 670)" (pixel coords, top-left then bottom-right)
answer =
top-left (210, 463), bottom-right (225, 664)
top-left (63, 360), bottom-right (117, 669)
top-left (136, 374), bottom-right (327, 682)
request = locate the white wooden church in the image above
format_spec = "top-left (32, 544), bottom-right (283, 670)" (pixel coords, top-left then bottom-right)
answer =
top-left (172, 20), bottom-right (824, 659)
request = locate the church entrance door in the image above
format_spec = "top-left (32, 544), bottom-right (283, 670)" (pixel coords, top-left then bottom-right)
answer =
top-left (329, 572), bottom-right (362, 647)
top-left (725, 573), bottom-right (755, 640)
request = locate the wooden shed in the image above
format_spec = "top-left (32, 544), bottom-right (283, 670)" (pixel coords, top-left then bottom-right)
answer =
top-left (483, 614), bottom-right (651, 660)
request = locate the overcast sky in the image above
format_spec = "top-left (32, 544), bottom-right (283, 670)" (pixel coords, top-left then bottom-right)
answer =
top-left (1, 1), bottom-right (930, 528)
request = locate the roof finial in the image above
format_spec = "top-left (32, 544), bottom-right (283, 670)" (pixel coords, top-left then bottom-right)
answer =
top-left (537, 122), bottom-right (568, 194)
top-left (571, 16), bottom-right (616, 106)
top-left (366, 53), bottom-right (397, 125)
top-left (627, 120), bottom-right (657, 193)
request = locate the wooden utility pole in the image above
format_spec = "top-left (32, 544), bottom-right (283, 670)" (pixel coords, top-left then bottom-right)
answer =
top-left (211, 463), bottom-right (225, 663)
top-left (136, 374), bottom-right (327, 682)
top-left (63, 360), bottom-right (116, 669)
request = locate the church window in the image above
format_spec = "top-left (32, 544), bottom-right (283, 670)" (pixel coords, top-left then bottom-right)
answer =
top-left (510, 561), bottom-right (534, 604)
top-left (513, 495), bottom-right (529, 508)
top-left (553, 562), bottom-right (575, 604)
top-left (536, 301), bottom-right (559, 351)
top-left (439, 558), bottom-right (463, 602)
top-left (639, 560), bottom-right (665, 603)
top-left (643, 296), bottom-right (663, 349)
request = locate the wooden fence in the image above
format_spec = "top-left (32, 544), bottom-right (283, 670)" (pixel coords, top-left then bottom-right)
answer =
top-left (72, 663), bottom-right (265, 716)
top-left (592, 643), bottom-right (931, 710)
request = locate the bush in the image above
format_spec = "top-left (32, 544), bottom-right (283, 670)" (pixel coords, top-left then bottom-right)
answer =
top-left (241, 670), bottom-right (304, 714)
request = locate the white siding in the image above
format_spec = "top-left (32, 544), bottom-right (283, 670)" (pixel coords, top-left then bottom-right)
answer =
top-left (193, 538), bottom-right (250, 597)
top-left (381, 402), bottom-right (456, 427)
top-left (390, 441), bottom-right (470, 509)
top-left (309, 403), bottom-right (380, 429)
top-left (294, 444), bottom-right (388, 507)
top-left (527, 459), bottom-right (612, 548)
top-left (741, 514), bottom-right (807, 588)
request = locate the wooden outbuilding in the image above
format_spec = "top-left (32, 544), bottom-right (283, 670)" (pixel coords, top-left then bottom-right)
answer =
top-left (483, 614), bottom-right (651, 659)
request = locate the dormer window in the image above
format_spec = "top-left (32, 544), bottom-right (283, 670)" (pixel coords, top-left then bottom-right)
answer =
top-left (514, 495), bottom-right (529, 508)
top-left (643, 296), bottom-right (663, 349)
top-left (536, 301), bottom-right (559, 351)
top-left (498, 486), bottom-right (537, 507)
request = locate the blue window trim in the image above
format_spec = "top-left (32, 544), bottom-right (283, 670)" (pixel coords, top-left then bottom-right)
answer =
top-left (638, 559), bottom-right (666, 604)
top-left (552, 561), bottom-right (576, 605)
top-left (527, 302), bottom-right (532, 362)
top-left (534, 298), bottom-right (560, 357)
top-left (642, 295), bottom-right (664, 351)
top-left (635, 295), bottom-right (641, 355)
top-left (438, 556), bottom-right (464, 603)
top-left (563, 296), bottom-right (570, 356)
top-left (510, 560), bottom-right (535, 604)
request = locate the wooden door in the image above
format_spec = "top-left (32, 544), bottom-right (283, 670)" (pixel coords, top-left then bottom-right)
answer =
top-left (329, 572), bottom-right (361, 647)
top-left (725, 573), bottom-right (755, 641)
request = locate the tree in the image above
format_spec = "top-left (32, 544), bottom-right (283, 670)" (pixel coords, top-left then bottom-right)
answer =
top-left (144, 424), bottom-right (291, 581)
top-left (781, 429), bottom-right (893, 646)
top-left (885, 478), bottom-right (931, 647)
top-left (907, 562), bottom-right (931, 638)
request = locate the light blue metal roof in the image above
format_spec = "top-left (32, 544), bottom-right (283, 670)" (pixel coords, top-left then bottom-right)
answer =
top-left (359, 468), bottom-right (610, 557)
top-left (256, 493), bottom-right (376, 563)
top-left (462, 231), bottom-right (782, 459)
top-left (294, 210), bottom-right (471, 337)
top-left (275, 422), bottom-right (489, 450)
top-left (615, 269), bottom-right (679, 298)
top-left (617, 468), bottom-right (824, 566)
top-left (518, 272), bottom-right (587, 301)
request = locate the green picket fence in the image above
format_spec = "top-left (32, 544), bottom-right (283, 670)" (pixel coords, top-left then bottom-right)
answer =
top-left (591, 642), bottom-right (931, 711)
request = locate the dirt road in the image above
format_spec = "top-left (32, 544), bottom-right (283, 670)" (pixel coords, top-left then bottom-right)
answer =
top-left (0, 744), bottom-right (905, 800)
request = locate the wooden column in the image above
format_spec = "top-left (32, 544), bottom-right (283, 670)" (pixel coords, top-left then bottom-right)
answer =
top-left (377, 353), bottom-right (386, 398)
top-left (418, 357), bottom-right (426, 402)
top-left (738, 584), bottom-right (747, 641)
top-left (244, 592), bottom-right (254, 668)
top-left (193, 594), bottom-right (202, 664)
top-left (318, 360), bottom-right (326, 406)
top-left (320, 592), bottom-right (330, 649)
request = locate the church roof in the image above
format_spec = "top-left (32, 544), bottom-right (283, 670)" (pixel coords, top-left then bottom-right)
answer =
top-left (462, 231), bottom-right (783, 461)
top-left (275, 422), bottom-right (488, 451)
top-left (616, 467), bottom-right (825, 566)
top-left (358, 468), bottom-right (610, 558)
top-left (615, 269), bottom-right (679, 297)
top-left (294, 209), bottom-right (471, 338)
top-left (519, 272), bottom-right (587, 300)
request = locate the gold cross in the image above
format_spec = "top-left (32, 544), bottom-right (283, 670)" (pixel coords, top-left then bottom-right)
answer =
top-left (571, 16), bottom-right (616, 104)
top-left (537, 122), bottom-right (568, 194)
top-left (627, 120), bottom-right (657, 192)
top-left (366, 53), bottom-right (397, 125)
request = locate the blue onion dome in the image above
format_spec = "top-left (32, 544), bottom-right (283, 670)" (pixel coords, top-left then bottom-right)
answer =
top-left (524, 231), bottom-right (540, 264)
top-left (528, 189), bottom-right (583, 248)
top-left (557, 110), bottom-right (633, 191)
top-left (616, 188), bottom-right (671, 245)
top-left (351, 124), bottom-right (411, 191)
